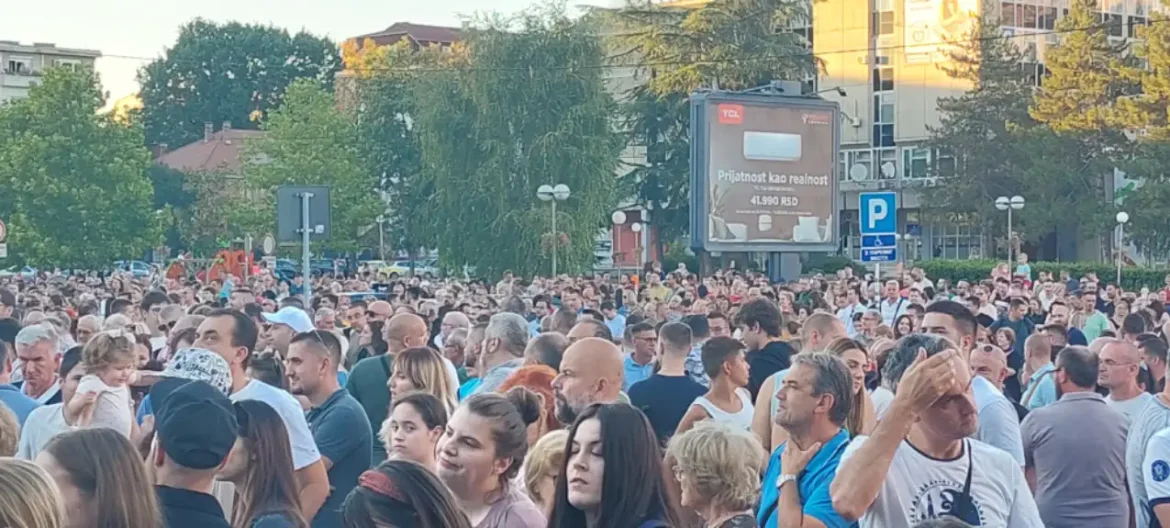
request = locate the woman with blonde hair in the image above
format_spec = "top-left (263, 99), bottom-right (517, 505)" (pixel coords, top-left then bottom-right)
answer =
top-left (523, 429), bottom-right (569, 517)
top-left (389, 347), bottom-right (457, 413)
top-left (823, 337), bottom-right (878, 436)
top-left (37, 428), bottom-right (161, 528)
top-left (0, 458), bottom-right (65, 528)
top-left (666, 421), bottom-right (765, 527)
top-left (0, 404), bottom-right (19, 456)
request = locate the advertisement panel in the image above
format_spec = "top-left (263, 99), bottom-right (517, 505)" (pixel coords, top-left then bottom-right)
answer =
top-left (690, 92), bottom-right (839, 253)
top-left (904, 0), bottom-right (980, 64)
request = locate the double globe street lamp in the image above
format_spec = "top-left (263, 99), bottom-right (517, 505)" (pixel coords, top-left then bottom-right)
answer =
top-left (537, 184), bottom-right (571, 276)
top-left (995, 195), bottom-right (1025, 268)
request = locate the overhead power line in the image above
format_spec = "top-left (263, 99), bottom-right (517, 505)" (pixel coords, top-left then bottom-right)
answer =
top-left (97, 16), bottom-right (1163, 74)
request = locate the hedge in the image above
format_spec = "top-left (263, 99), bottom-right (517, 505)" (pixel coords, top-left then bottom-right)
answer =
top-left (919, 259), bottom-right (1169, 291)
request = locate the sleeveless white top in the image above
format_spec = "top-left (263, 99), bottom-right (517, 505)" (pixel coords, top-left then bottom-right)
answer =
top-left (692, 388), bottom-right (754, 431)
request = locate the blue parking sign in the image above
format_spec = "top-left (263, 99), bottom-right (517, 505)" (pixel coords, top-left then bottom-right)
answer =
top-left (860, 192), bottom-right (897, 235)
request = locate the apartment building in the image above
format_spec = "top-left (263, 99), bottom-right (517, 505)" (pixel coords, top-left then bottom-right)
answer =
top-left (0, 41), bottom-right (100, 104)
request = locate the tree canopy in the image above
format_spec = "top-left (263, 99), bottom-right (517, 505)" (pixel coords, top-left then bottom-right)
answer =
top-left (0, 68), bottom-right (162, 268)
top-left (138, 19), bottom-right (340, 149)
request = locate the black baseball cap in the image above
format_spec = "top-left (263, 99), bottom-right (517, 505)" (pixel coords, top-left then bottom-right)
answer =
top-left (150, 378), bottom-right (238, 470)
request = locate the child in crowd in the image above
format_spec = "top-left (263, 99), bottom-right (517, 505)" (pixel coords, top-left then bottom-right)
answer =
top-left (70, 331), bottom-right (138, 437)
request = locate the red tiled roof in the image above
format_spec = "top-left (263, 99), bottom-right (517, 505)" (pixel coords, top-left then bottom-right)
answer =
top-left (155, 129), bottom-right (266, 173)
top-left (353, 22), bottom-right (461, 48)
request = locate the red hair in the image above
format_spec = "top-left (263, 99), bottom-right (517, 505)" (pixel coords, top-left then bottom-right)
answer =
top-left (498, 365), bottom-right (560, 439)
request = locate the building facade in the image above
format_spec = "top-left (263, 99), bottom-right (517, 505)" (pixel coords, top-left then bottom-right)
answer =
top-left (0, 41), bottom-right (100, 104)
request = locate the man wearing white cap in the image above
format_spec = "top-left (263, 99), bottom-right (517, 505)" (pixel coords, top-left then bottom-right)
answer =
top-left (263, 307), bottom-right (314, 360)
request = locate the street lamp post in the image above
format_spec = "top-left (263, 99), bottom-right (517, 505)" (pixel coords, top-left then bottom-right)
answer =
top-left (1117, 211), bottom-right (1130, 285)
top-left (630, 222), bottom-right (643, 271)
top-left (611, 211), bottom-right (627, 270)
top-left (995, 195), bottom-right (1026, 269)
top-left (537, 184), bottom-right (571, 276)
top-left (375, 215), bottom-right (386, 261)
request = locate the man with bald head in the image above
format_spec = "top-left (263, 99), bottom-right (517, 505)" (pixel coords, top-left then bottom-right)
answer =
top-left (799, 313), bottom-right (848, 354)
top-left (552, 337), bottom-right (624, 424)
top-left (434, 310), bottom-right (470, 349)
top-left (366, 300), bottom-right (393, 323)
top-left (346, 313), bottom-right (430, 462)
top-left (1098, 338), bottom-right (1152, 421)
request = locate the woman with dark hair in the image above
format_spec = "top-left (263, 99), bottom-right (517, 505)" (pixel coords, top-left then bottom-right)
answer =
top-left (893, 314), bottom-right (915, 339)
top-left (354, 320), bottom-right (389, 364)
top-left (381, 392), bottom-right (447, 468)
top-left (343, 459), bottom-right (471, 528)
top-left (217, 400), bottom-right (307, 528)
top-left (436, 388), bottom-right (545, 527)
top-left (548, 403), bottom-right (681, 528)
top-left (247, 352), bottom-right (287, 390)
top-left (36, 428), bottom-right (161, 528)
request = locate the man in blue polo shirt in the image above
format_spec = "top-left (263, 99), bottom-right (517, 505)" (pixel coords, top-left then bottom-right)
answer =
top-left (758, 353), bottom-right (856, 528)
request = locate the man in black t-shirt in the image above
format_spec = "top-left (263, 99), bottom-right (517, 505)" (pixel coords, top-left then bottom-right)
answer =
top-left (628, 322), bottom-right (706, 445)
top-left (735, 297), bottom-right (795, 400)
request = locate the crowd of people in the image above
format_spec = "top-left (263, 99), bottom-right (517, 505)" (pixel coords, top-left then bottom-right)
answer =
top-left (1, 255), bottom-right (1170, 527)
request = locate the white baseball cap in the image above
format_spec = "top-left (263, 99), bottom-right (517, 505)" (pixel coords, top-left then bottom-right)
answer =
top-left (262, 307), bottom-right (314, 334)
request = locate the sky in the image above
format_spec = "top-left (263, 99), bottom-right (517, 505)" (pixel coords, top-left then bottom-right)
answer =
top-left (1, 0), bottom-right (622, 103)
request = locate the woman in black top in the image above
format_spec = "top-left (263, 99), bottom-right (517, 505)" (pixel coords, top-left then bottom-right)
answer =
top-left (217, 400), bottom-right (307, 528)
top-left (548, 403), bottom-right (681, 528)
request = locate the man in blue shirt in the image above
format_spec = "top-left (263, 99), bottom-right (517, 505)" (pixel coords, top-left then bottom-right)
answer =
top-left (623, 322), bottom-right (657, 391)
top-left (0, 341), bottom-right (38, 425)
top-left (758, 353), bottom-right (856, 528)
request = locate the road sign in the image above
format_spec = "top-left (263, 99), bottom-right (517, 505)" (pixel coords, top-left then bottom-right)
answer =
top-left (0, 244), bottom-right (8, 259)
top-left (0, 218), bottom-right (7, 242)
top-left (860, 192), bottom-right (897, 263)
top-left (262, 234), bottom-right (276, 255)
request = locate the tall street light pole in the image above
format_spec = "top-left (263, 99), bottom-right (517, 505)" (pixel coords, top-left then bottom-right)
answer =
top-left (537, 184), bottom-right (571, 276)
top-left (1117, 211), bottom-right (1130, 285)
top-left (995, 195), bottom-right (1025, 270)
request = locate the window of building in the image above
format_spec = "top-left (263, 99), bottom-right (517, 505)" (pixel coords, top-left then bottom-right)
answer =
top-left (1021, 4), bottom-right (1038, 27)
top-left (1040, 6), bottom-right (1058, 29)
top-left (52, 59), bottom-right (80, 71)
top-left (1129, 15), bottom-right (1148, 37)
top-left (873, 67), bottom-right (893, 92)
top-left (935, 149), bottom-right (957, 177)
top-left (1101, 12), bottom-right (1124, 37)
top-left (876, 148), bottom-right (897, 179)
top-left (1001, 2), bottom-right (1017, 26)
top-left (845, 149), bottom-right (873, 182)
top-left (874, 92), bottom-right (894, 123)
top-left (872, 11), bottom-right (895, 35)
top-left (6, 57), bottom-right (31, 75)
top-left (903, 147), bottom-right (930, 179)
top-left (838, 151), bottom-right (848, 182)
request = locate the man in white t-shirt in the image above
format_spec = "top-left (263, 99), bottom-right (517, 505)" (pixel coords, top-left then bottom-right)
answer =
top-left (1099, 339), bottom-right (1153, 423)
top-left (195, 309), bottom-right (330, 521)
top-left (830, 333), bottom-right (1043, 527)
top-left (878, 281), bottom-right (908, 327)
top-left (919, 300), bottom-right (1026, 467)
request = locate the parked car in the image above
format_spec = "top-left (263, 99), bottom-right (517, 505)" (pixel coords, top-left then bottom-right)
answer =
top-left (113, 260), bottom-right (154, 278)
top-left (380, 259), bottom-right (441, 279)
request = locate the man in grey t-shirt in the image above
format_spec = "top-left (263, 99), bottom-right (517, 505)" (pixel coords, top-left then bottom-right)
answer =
top-left (1022, 347), bottom-right (1128, 527)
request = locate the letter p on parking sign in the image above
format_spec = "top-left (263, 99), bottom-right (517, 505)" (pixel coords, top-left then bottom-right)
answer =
top-left (859, 192), bottom-right (897, 235)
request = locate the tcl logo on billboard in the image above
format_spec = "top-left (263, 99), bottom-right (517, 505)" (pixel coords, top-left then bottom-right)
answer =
top-left (717, 104), bottom-right (744, 125)
top-left (802, 112), bottom-right (832, 125)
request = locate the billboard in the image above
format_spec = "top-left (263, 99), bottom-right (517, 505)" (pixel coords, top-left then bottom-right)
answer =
top-left (690, 92), bottom-right (840, 253)
top-left (904, 0), bottom-right (979, 64)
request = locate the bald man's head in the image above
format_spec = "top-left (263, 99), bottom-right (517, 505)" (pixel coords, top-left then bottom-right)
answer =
top-left (800, 313), bottom-right (847, 353)
top-left (368, 301), bottom-right (393, 321)
top-left (385, 313), bottom-right (428, 353)
top-left (1024, 333), bottom-right (1051, 362)
top-left (552, 337), bottom-right (624, 424)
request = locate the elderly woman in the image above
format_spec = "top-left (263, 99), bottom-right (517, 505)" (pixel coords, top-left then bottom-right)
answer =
top-left (666, 421), bottom-right (766, 527)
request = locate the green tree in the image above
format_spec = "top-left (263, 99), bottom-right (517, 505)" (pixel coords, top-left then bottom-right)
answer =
top-left (351, 42), bottom-right (458, 257)
top-left (0, 68), bottom-right (162, 267)
top-left (410, 5), bottom-right (622, 277)
top-left (605, 0), bottom-right (816, 95)
top-left (619, 87), bottom-right (690, 253)
top-left (139, 19), bottom-right (340, 149)
top-left (1031, 0), bottom-right (1135, 133)
top-left (241, 79), bottom-right (382, 254)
